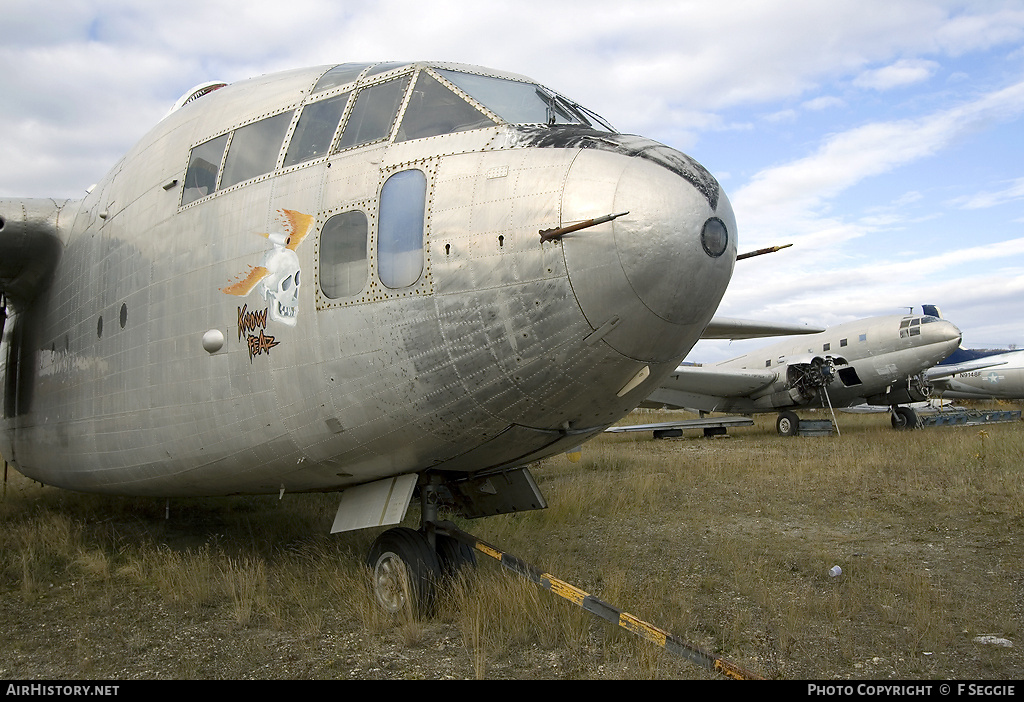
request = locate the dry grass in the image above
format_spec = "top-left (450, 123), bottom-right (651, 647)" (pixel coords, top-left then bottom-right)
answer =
top-left (2, 404), bottom-right (1023, 679)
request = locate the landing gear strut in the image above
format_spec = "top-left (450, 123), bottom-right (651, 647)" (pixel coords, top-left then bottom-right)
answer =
top-left (361, 480), bottom-right (763, 678)
top-left (365, 475), bottom-right (476, 617)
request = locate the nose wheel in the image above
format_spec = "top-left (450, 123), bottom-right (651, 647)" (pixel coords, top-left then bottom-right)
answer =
top-left (366, 475), bottom-right (479, 618)
top-left (367, 527), bottom-right (441, 617)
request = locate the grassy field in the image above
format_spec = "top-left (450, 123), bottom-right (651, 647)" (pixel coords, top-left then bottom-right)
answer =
top-left (1, 405), bottom-right (1023, 680)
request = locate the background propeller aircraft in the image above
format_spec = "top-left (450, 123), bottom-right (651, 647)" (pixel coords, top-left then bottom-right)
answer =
top-left (0, 60), bottom-right (806, 614)
top-left (930, 348), bottom-right (1024, 400)
top-left (641, 307), bottom-right (969, 435)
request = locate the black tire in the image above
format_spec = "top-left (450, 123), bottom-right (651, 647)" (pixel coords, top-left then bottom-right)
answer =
top-left (366, 527), bottom-right (440, 618)
top-left (777, 411), bottom-right (800, 437)
top-left (435, 533), bottom-right (477, 581)
top-left (891, 406), bottom-right (919, 430)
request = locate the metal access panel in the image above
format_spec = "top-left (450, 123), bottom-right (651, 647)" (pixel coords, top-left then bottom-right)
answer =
top-left (445, 466), bottom-right (548, 519)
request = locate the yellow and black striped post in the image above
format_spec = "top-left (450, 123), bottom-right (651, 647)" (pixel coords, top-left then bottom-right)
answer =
top-left (435, 521), bottom-right (762, 680)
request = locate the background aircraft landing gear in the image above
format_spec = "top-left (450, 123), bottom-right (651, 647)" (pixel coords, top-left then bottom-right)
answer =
top-left (890, 405), bottom-right (920, 430)
top-left (776, 410), bottom-right (800, 436)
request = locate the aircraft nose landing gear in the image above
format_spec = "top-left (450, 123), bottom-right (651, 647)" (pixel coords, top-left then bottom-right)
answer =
top-left (366, 526), bottom-right (440, 617)
top-left (366, 475), bottom-right (476, 618)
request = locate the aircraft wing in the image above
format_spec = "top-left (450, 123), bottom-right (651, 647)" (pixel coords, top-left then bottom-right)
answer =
top-left (702, 316), bottom-right (824, 340)
top-left (642, 365), bottom-right (778, 411)
top-left (659, 365), bottom-right (778, 397)
top-left (605, 415), bottom-right (753, 435)
top-left (925, 357), bottom-right (1008, 381)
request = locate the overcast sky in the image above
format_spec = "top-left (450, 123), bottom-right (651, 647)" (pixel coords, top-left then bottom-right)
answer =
top-left (3, 0), bottom-right (1024, 362)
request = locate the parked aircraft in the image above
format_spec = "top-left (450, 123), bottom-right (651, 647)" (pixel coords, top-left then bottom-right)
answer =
top-left (641, 308), bottom-right (966, 434)
top-left (931, 349), bottom-right (1024, 400)
top-left (0, 61), bottom-right (796, 615)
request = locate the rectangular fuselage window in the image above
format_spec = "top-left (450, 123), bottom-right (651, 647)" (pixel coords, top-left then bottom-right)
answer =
top-left (378, 169), bottom-right (426, 288)
top-left (320, 211), bottom-right (368, 299)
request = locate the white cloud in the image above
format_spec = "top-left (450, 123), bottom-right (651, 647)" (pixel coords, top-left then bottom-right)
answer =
top-left (802, 96), bottom-right (847, 111)
top-left (956, 177), bottom-right (1024, 209)
top-left (733, 77), bottom-right (1024, 244)
top-left (853, 59), bottom-right (940, 91)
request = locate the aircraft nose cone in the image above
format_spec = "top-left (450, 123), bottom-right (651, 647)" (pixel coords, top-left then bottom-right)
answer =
top-left (560, 146), bottom-right (736, 363)
top-left (935, 319), bottom-right (963, 348)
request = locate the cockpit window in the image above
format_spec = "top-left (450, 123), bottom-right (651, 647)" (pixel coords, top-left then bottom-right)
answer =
top-left (363, 62), bottom-right (409, 80)
top-left (313, 63), bottom-right (370, 93)
top-left (900, 317), bottom-right (924, 338)
top-left (284, 93), bottom-right (350, 167)
top-left (337, 75), bottom-right (412, 151)
top-left (181, 133), bottom-right (228, 206)
top-left (397, 71), bottom-right (496, 142)
top-left (220, 111), bottom-right (294, 189)
top-left (435, 69), bottom-right (613, 131)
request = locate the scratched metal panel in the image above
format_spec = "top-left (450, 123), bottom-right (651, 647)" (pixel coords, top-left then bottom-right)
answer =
top-left (431, 149), bottom-right (571, 296)
top-left (560, 148), bottom-right (734, 364)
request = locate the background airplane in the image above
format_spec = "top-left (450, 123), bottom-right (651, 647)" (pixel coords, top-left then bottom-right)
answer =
top-left (641, 307), bottom-right (966, 435)
top-left (1, 60), bottom-right (776, 615)
top-left (930, 348), bottom-right (1024, 400)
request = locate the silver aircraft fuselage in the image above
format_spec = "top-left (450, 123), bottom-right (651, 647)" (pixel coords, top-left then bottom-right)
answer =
top-left (0, 62), bottom-right (736, 497)
top-left (646, 313), bottom-right (962, 414)
top-left (934, 349), bottom-right (1024, 400)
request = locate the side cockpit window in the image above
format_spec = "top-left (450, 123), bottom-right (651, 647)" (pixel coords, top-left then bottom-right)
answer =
top-left (337, 75), bottom-right (411, 151)
top-left (181, 111), bottom-right (293, 205)
top-left (397, 71), bottom-right (496, 142)
top-left (285, 93), bottom-right (350, 167)
top-left (900, 317), bottom-right (923, 338)
top-left (320, 211), bottom-right (368, 299)
top-left (221, 111), bottom-right (294, 189)
top-left (181, 134), bottom-right (228, 206)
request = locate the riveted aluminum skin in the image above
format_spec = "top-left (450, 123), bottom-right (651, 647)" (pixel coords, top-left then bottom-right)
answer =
top-left (0, 62), bottom-right (737, 497)
top-left (560, 147), bottom-right (736, 363)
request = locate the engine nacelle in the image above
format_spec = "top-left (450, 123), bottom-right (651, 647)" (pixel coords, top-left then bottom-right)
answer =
top-left (751, 355), bottom-right (839, 410)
